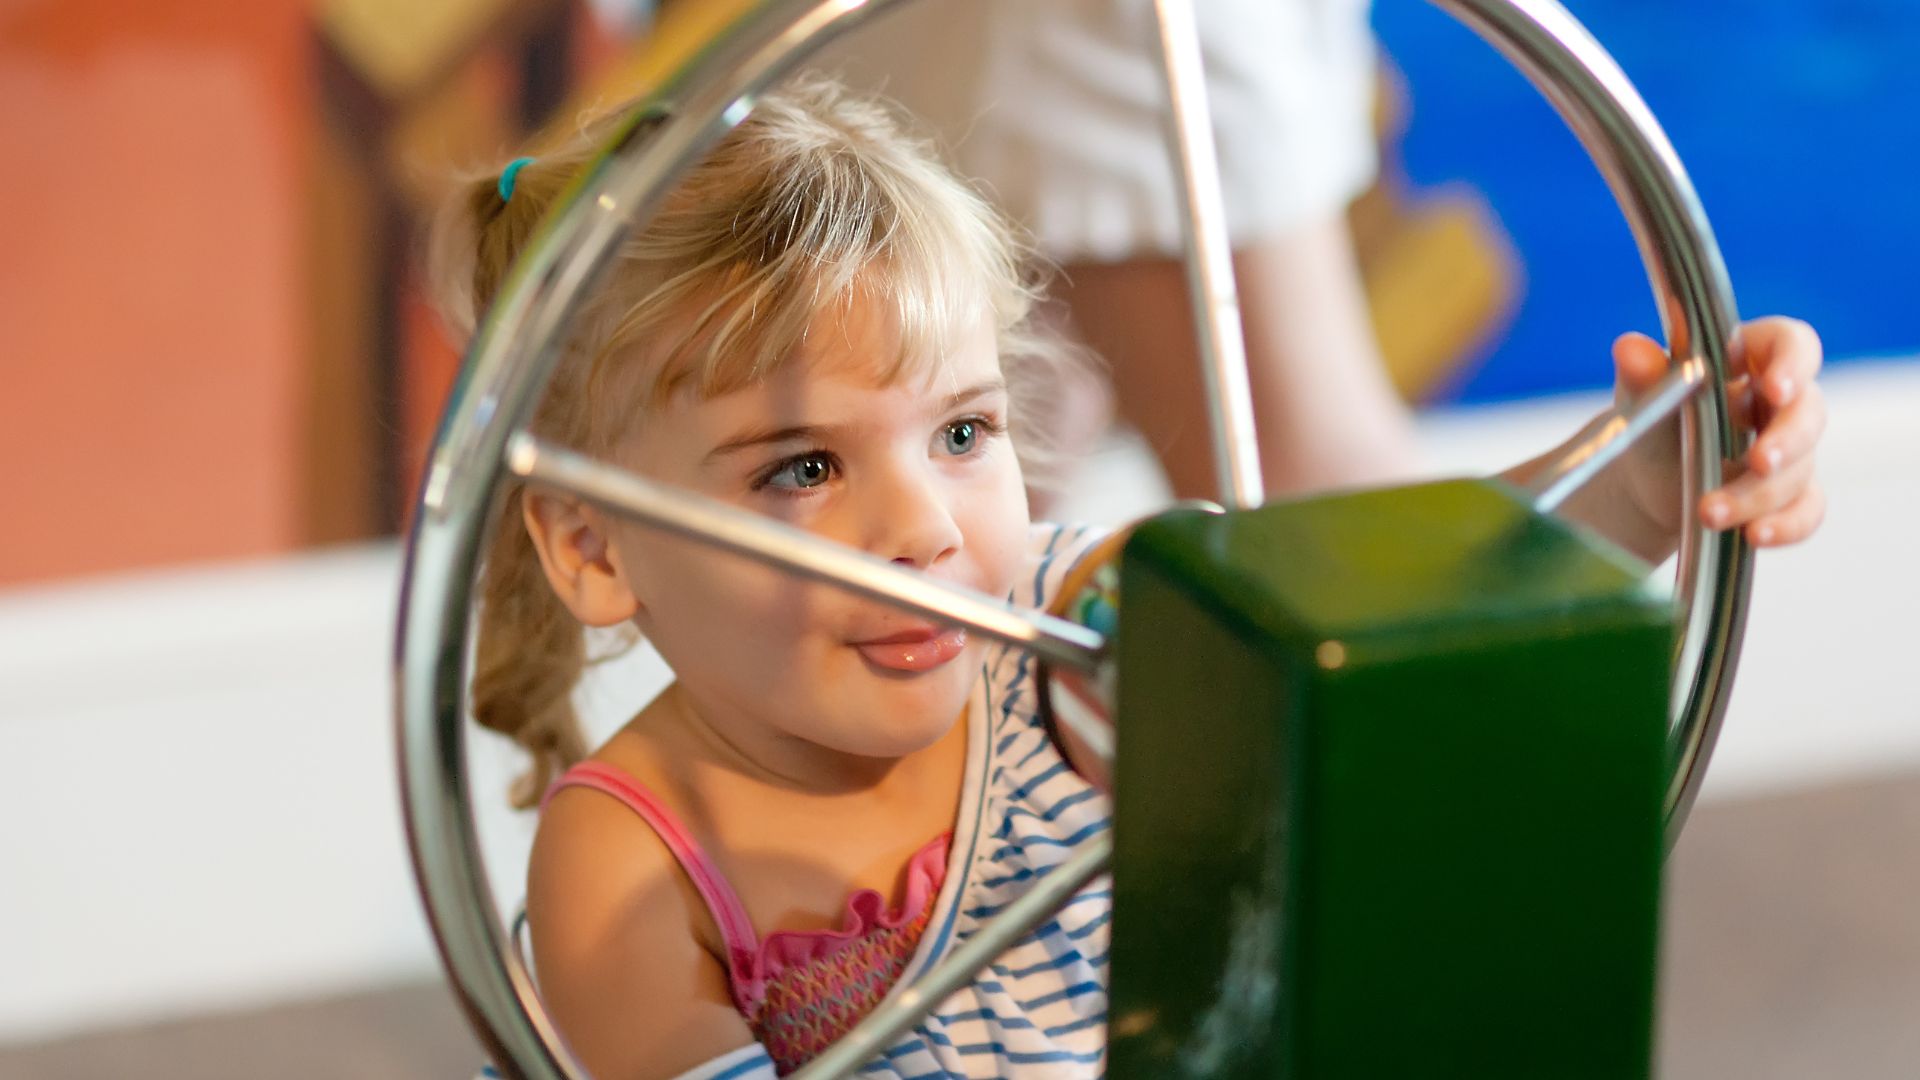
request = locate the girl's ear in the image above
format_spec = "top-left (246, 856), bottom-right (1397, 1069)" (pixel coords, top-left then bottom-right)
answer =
top-left (520, 491), bottom-right (642, 627)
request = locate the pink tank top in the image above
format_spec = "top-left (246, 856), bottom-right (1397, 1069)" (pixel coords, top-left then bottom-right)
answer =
top-left (545, 762), bottom-right (950, 1074)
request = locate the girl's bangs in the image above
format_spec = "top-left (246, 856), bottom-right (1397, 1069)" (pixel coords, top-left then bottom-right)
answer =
top-left (637, 230), bottom-right (1006, 407)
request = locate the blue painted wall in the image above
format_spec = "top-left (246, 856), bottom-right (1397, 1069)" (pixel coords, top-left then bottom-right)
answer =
top-left (1372, 0), bottom-right (1919, 403)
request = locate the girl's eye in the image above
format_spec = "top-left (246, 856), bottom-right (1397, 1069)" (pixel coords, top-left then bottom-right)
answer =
top-left (761, 452), bottom-right (835, 491)
top-left (942, 419), bottom-right (984, 456)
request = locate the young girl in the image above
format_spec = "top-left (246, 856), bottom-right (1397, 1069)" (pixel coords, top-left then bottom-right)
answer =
top-left (433, 78), bottom-right (1826, 1080)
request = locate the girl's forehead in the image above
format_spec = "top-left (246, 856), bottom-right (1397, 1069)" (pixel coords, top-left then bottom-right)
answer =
top-left (605, 273), bottom-right (1004, 450)
top-left (794, 298), bottom-right (1000, 386)
top-left (703, 337), bottom-right (1004, 425)
top-left (628, 349), bottom-right (1004, 469)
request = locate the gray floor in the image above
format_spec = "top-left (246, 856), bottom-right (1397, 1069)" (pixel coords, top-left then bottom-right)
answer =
top-left (6, 771), bottom-right (1917, 1079)
top-left (1658, 771), bottom-right (1920, 1078)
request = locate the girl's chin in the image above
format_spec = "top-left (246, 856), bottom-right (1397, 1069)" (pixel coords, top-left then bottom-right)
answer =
top-left (825, 675), bottom-right (974, 756)
top-left (832, 721), bottom-right (959, 762)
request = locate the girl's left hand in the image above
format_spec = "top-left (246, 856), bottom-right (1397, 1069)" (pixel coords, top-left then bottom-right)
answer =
top-left (1614, 315), bottom-right (1828, 547)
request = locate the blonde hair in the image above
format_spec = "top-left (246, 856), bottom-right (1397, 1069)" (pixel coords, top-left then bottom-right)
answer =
top-left (429, 77), bottom-right (1089, 807)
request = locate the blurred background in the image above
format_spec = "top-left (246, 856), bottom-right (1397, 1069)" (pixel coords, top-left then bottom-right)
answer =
top-left (2, 0), bottom-right (1915, 1076)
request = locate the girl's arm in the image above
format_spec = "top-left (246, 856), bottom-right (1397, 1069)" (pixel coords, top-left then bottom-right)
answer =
top-left (1498, 420), bottom-right (1672, 564)
top-left (527, 788), bottom-right (760, 1079)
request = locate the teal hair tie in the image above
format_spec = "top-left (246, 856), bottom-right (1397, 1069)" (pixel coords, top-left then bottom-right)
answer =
top-left (497, 156), bottom-right (535, 202)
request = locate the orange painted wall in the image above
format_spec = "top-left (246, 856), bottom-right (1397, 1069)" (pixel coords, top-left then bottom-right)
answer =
top-left (0, 0), bottom-right (312, 587)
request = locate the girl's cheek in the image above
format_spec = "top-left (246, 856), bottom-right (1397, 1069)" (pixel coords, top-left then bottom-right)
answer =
top-left (976, 482), bottom-right (1031, 597)
top-left (673, 561), bottom-right (814, 646)
top-left (623, 531), bottom-right (771, 608)
top-left (760, 490), bottom-right (836, 528)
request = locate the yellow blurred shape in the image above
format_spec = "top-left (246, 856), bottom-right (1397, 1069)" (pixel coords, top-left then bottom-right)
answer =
top-left (1357, 188), bottom-right (1519, 402)
top-left (320, 0), bottom-right (518, 97)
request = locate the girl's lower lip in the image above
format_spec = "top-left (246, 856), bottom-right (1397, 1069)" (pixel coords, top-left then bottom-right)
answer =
top-left (854, 628), bottom-right (969, 673)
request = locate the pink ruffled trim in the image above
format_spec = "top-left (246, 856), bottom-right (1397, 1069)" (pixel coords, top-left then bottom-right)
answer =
top-left (731, 831), bottom-right (950, 1014)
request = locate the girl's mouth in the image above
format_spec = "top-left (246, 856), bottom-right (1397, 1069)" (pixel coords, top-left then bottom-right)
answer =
top-left (851, 627), bottom-right (969, 673)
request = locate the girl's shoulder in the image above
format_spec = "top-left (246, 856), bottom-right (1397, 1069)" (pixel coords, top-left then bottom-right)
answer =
top-left (526, 761), bottom-right (758, 1075)
top-left (528, 713), bottom-right (727, 961)
top-left (528, 757), bottom-right (712, 954)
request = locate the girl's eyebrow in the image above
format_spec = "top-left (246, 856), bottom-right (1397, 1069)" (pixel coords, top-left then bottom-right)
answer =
top-left (705, 423), bottom-right (830, 461)
top-left (944, 377), bottom-right (1008, 409)
top-left (704, 378), bottom-right (1007, 461)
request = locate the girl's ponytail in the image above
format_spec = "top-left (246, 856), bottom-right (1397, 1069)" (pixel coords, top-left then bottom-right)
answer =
top-left (428, 156), bottom-right (599, 809)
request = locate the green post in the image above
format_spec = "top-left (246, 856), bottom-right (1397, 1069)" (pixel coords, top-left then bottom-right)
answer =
top-left (1107, 479), bottom-right (1671, 1079)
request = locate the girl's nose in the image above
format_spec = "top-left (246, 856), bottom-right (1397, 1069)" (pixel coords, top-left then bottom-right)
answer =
top-left (878, 467), bottom-right (963, 571)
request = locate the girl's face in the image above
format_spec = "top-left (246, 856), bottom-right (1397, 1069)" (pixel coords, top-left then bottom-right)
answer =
top-left (604, 297), bottom-right (1030, 763)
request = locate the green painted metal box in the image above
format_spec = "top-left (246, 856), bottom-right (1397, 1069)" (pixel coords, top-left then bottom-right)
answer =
top-left (1107, 478), bottom-right (1672, 1079)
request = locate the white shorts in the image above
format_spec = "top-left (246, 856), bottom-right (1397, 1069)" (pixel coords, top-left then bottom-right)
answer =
top-left (812, 0), bottom-right (1379, 262)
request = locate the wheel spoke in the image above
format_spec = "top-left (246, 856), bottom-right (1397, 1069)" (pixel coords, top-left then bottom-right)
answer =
top-left (1525, 358), bottom-right (1708, 513)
